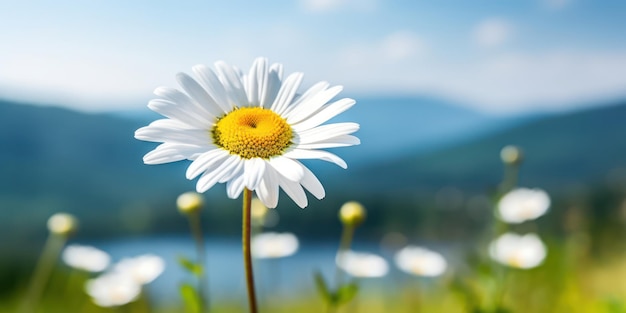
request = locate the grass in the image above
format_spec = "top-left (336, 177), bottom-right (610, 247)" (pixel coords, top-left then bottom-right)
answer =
top-left (1, 243), bottom-right (624, 313)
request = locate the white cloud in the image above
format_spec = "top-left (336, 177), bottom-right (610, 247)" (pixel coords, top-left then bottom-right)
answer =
top-left (328, 45), bottom-right (626, 115)
top-left (0, 51), bottom-right (160, 110)
top-left (2, 16), bottom-right (625, 117)
top-left (300, 0), bottom-right (377, 13)
top-left (426, 51), bottom-right (626, 114)
top-left (338, 31), bottom-right (428, 67)
top-left (382, 31), bottom-right (426, 61)
top-left (473, 18), bottom-right (513, 48)
top-left (301, 0), bottom-right (341, 12)
top-left (543, 0), bottom-right (571, 10)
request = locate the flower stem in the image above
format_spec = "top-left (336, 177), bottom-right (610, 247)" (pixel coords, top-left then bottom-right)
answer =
top-left (242, 188), bottom-right (258, 313)
top-left (188, 211), bottom-right (208, 312)
top-left (334, 224), bottom-right (354, 288)
top-left (499, 163), bottom-right (519, 196)
top-left (20, 233), bottom-right (67, 313)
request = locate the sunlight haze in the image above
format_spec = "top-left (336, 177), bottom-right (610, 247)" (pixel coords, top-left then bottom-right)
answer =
top-left (0, 0), bottom-right (625, 114)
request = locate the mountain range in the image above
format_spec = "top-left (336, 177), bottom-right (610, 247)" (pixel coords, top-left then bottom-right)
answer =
top-left (344, 99), bottom-right (626, 193)
top-left (1, 96), bottom-right (624, 247)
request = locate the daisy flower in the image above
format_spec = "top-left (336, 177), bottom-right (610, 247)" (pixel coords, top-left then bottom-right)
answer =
top-left (497, 188), bottom-right (550, 224)
top-left (111, 254), bottom-right (165, 285)
top-left (489, 232), bottom-right (547, 269)
top-left (62, 244), bottom-right (111, 273)
top-left (252, 232), bottom-right (299, 259)
top-left (85, 273), bottom-right (141, 307)
top-left (394, 246), bottom-right (447, 277)
top-left (135, 57), bottom-right (359, 208)
top-left (336, 250), bottom-right (389, 278)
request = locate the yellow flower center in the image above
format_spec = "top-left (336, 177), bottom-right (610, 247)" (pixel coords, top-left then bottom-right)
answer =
top-left (212, 107), bottom-right (293, 159)
top-left (507, 253), bottom-right (525, 268)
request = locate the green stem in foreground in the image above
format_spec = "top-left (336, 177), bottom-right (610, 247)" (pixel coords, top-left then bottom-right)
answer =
top-left (334, 224), bottom-right (355, 291)
top-left (188, 211), bottom-right (208, 312)
top-left (20, 233), bottom-right (67, 313)
top-left (488, 162), bottom-right (519, 311)
top-left (242, 188), bottom-right (258, 313)
top-left (499, 163), bottom-right (519, 196)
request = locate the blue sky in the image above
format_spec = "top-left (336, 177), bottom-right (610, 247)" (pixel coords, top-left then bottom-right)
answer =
top-left (0, 0), bottom-right (625, 115)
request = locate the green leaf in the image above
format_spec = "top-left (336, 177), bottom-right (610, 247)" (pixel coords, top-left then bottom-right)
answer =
top-left (313, 270), bottom-right (332, 303)
top-left (448, 274), bottom-right (480, 310)
top-left (177, 256), bottom-right (204, 276)
top-left (179, 283), bottom-right (201, 313)
top-left (334, 282), bottom-right (359, 306)
top-left (604, 297), bottom-right (626, 313)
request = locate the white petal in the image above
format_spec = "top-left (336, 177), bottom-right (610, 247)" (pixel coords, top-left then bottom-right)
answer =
top-left (291, 98), bottom-right (356, 132)
top-left (245, 57), bottom-right (268, 107)
top-left (143, 143), bottom-right (207, 164)
top-left (226, 172), bottom-right (246, 199)
top-left (269, 63), bottom-right (284, 80)
top-left (284, 85), bottom-right (343, 124)
top-left (142, 118), bottom-right (192, 130)
top-left (297, 123), bottom-right (360, 144)
top-left (261, 65), bottom-right (283, 108)
top-left (195, 156), bottom-right (242, 193)
top-left (282, 81), bottom-right (329, 117)
top-left (244, 158), bottom-right (266, 190)
top-left (135, 126), bottom-right (211, 145)
top-left (295, 135), bottom-right (360, 150)
top-left (215, 61), bottom-right (249, 108)
top-left (147, 99), bottom-right (212, 129)
top-left (153, 87), bottom-right (196, 111)
top-left (297, 161), bottom-right (325, 200)
top-left (176, 73), bottom-right (223, 118)
top-left (270, 72), bottom-right (304, 115)
top-left (186, 149), bottom-right (230, 180)
top-left (278, 175), bottom-right (308, 208)
top-left (192, 64), bottom-right (233, 112)
top-left (257, 166), bottom-right (279, 208)
top-left (268, 157), bottom-right (305, 182)
top-left (283, 149), bottom-right (347, 169)
top-left (218, 156), bottom-right (245, 183)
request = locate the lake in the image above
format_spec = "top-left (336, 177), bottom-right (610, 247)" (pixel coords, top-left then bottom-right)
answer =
top-left (84, 235), bottom-right (455, 306)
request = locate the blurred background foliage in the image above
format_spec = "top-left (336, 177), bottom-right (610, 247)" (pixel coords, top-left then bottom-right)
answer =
top-left (0, 97), bottom-right (624, 312)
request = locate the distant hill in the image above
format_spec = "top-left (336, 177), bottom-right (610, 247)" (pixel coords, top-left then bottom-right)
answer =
top-left (0, 100), bottom-right (206, 251)
top-left (2, 97), bottom-right (624, 251)
top-left (115, 95), bottom-right (530, 166)
top-left (327, 95), bottom-right (530, 164)
top-left (343, 100), bottom-right (626, 194)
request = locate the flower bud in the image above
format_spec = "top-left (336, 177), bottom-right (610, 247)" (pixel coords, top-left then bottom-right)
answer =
top-left (47, 213), bottom-right (78, 236)
top-left (176, 192), bottom-right (204, 215)
top-left (500, 145), bottom-right (523, 166)
top-left (339, 201), bottom-right (366, 227)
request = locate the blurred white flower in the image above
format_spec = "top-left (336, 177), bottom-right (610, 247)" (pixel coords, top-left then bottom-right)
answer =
top-left (112, 254), bottom-right (165, 285)
top-left (498, 188), bottom-right (550, 224)
top-left (252, 232), bottom-right (299, 259)
top-left (62, 244), bottom-right (111, 272)
top-left (489, 232), bottom-right (547, 269)
top-left (336, 250), bottom-right (389, 278)
top-left (85, 273), bottom-right (141, 307)
top-left (394, 246), bottom-right (447, 277)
